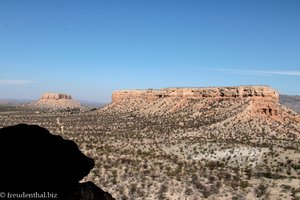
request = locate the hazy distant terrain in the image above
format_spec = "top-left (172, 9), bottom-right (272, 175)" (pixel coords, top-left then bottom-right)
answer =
top-left (0, 98), bottom-right (107, 110)
top-left (280, 95), bottom-right (300, 114)
top-left (0, 98), bottom-right (32, 105)
top-left (0, 99), bottom-right (32, 112)
top-left (79, 101), bottom-right (108, 108)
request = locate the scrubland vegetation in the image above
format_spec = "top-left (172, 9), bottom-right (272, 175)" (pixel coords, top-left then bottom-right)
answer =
top-left (0, 98), bottom-right (300, 199)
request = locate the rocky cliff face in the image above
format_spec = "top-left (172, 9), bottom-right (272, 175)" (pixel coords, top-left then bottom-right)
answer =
top-left (29, 93), bottom-right (82, 110)
top-left (104, 86), bottom-right (300, 124)
top-left (112, 86), bottom-right (279, 103)
top-left (41, 93), bottom-right (72, 100)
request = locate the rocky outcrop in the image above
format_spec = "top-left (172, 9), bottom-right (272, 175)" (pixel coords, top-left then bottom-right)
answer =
top-left (112, 86), bottom-right (279, 103)
top-left (29, 93), bottom-right (82, 110)
top-left (102, 86), bottom-right (300, 123)
top-left (0, 124), bottom-right (115, 200)
top-left (41, 93), bottom-right (72, 100)
top-left (72, 182), bottom-right (115, 200)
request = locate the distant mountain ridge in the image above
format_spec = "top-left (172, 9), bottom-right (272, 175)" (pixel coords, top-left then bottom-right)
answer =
top-left (0, 99), bottom-right (32, 105)
top-left (280, 95), bottom-right (300, 113)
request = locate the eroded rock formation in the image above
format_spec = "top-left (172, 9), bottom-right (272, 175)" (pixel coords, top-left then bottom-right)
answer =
top-left (0, 124), bottom-right (115, 200)
top-left (41, 93), bottom-right (72, 100)
top-left (112, 86), bottom-right (279, 103)
top-left (29, 93), bottom-right (82, 110)
top-left (104, 86), bottom-right (300, 124)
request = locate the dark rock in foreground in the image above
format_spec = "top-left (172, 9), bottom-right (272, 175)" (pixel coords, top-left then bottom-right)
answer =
top-left (72, 182), bottom-right (115, 200)
top-left (0, 124), bottom-right (115, 200)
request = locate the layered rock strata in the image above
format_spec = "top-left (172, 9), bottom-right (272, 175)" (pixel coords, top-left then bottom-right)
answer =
top-left (41, 93), bottom-right (72, 100)
top-left (104, 86), bottom-right (300, 123)
top-left (112, 86), bottom-right (279, 103)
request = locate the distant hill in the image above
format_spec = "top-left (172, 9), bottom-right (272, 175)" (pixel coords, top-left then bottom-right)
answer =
top-left (28, 93), bottom-right (83, 110)
top-left (79, 100), bottom-right (108, 108)
top-left (280, 95), bottom-right (300, 113)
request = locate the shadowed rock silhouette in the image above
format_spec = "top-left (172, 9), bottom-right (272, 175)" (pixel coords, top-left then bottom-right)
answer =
top-left (0, 124), bottom-right (114, 200)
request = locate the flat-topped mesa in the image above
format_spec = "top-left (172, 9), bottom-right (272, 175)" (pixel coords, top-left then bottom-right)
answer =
top-left (41, 93), bottom-right (72, 100)
top-left (29, 92), bottom-right (82, 110)
top-left (112, 86), bottom-right (279, 103)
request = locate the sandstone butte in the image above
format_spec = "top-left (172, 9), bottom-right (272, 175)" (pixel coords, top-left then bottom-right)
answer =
top-left (41, 93), bottom-right (72, 100)
top-left (112, 86), bottom-right (279, 103)
top-left (29, 92), bottom-right (82, 110)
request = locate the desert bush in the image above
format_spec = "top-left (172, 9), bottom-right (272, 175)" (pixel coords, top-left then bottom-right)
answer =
top-left (254, 183), bottom-right (268, 198)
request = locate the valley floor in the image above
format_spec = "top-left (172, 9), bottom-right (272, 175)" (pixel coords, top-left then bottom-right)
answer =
top-left (1, 106), bottom-right (300, 200)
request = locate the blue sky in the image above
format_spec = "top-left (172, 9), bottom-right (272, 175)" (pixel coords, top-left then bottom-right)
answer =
top-left (1, 0), bottom-right (300, 102)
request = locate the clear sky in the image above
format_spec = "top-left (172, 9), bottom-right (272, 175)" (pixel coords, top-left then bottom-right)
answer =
top-left (1, 0), bottom-right (300, 102)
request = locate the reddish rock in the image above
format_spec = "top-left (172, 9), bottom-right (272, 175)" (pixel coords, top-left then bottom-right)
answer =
top-left (112, 86), bottom-right (279, 103)
top-left (41, 93), bottom-right (72, 100)
top-left (29, 93), bottom-right (82, 110)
